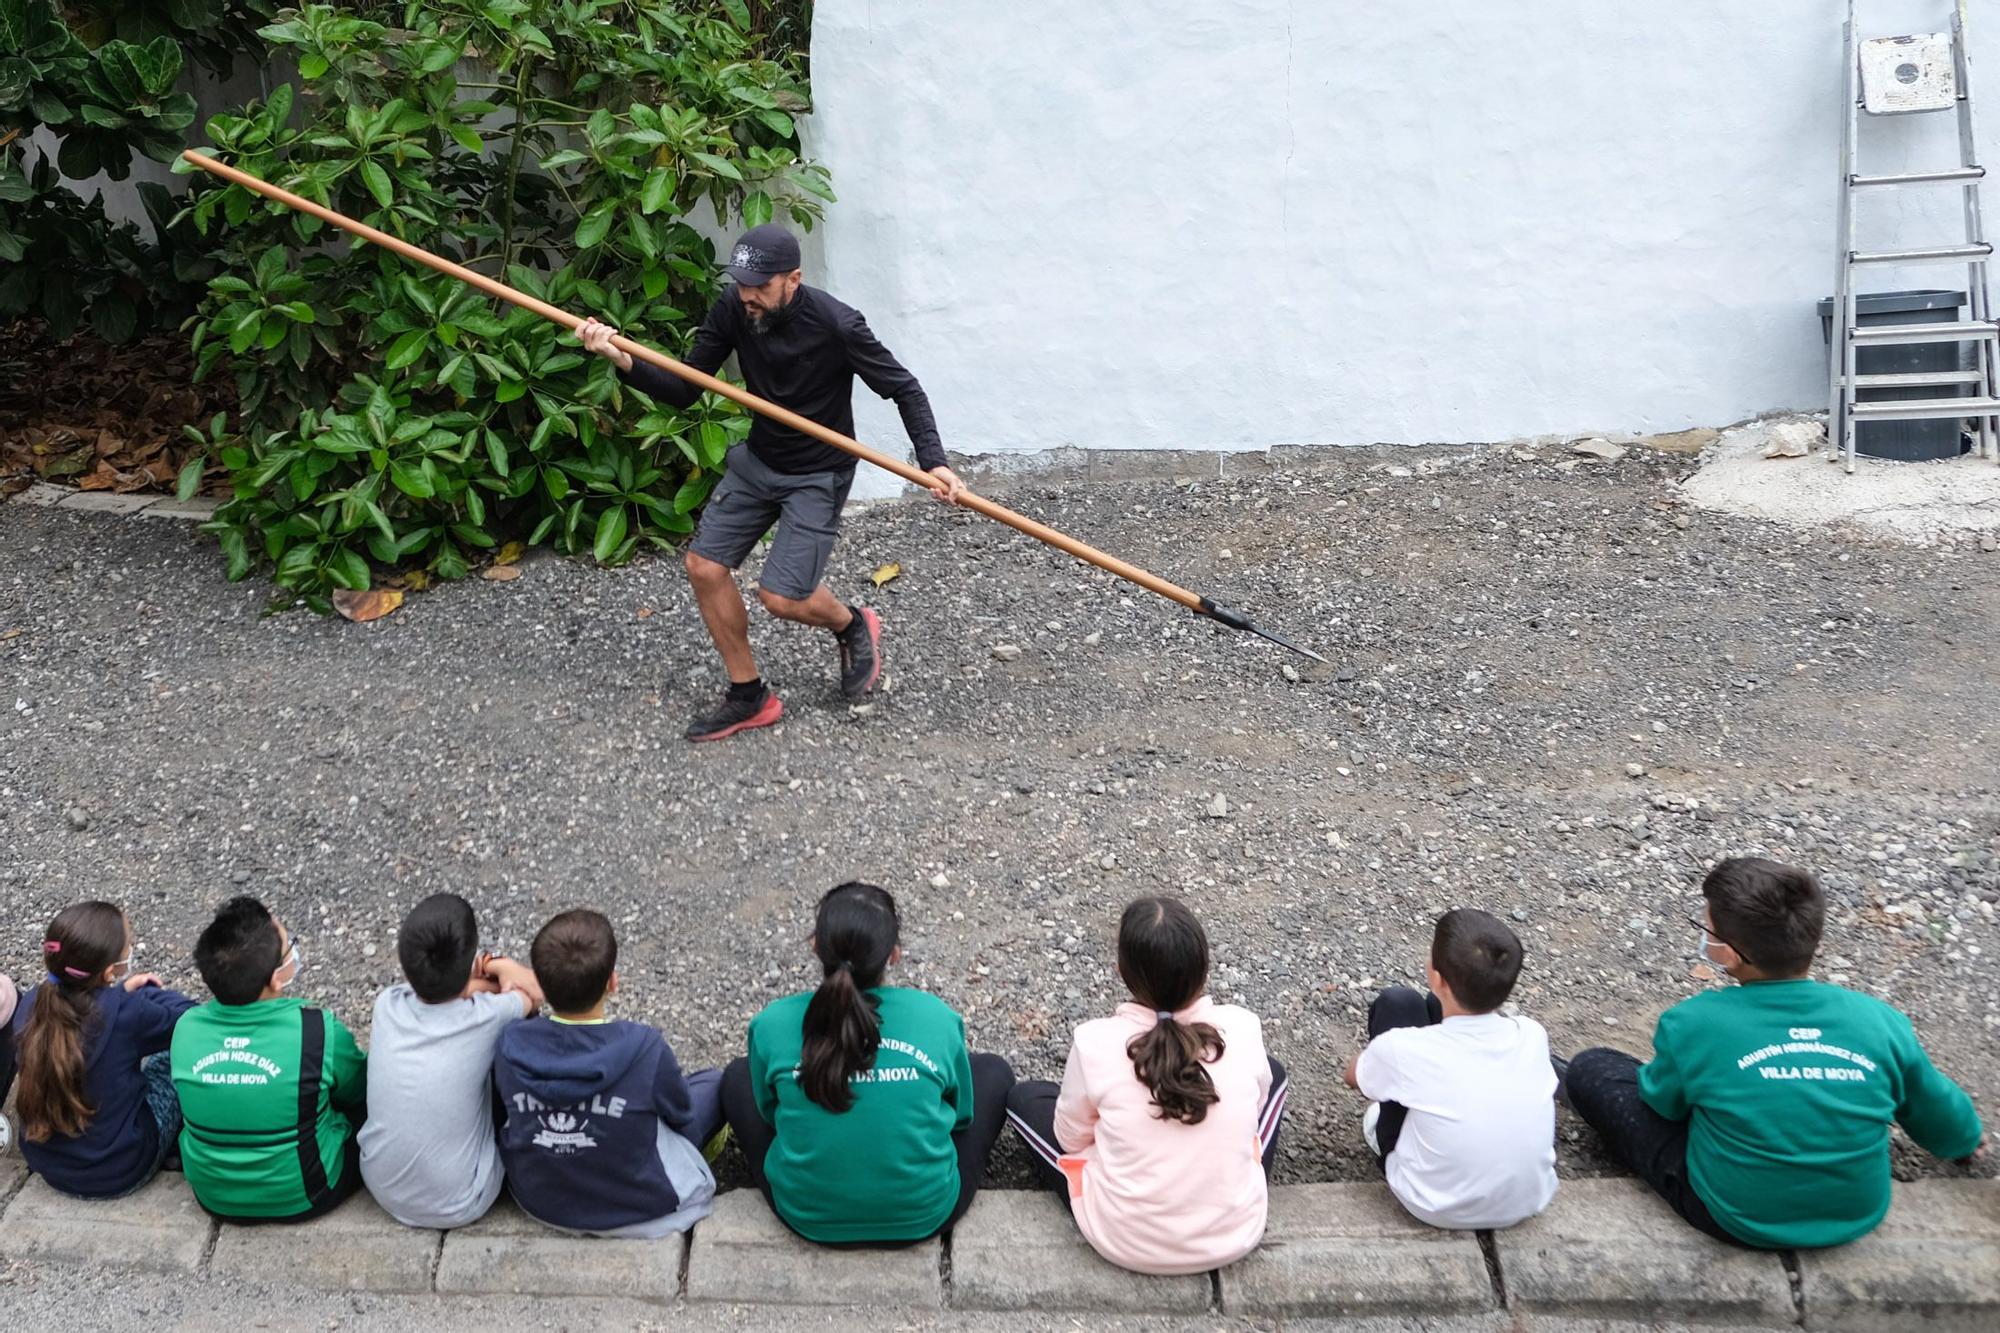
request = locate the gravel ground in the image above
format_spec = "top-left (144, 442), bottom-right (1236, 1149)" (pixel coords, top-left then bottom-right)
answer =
top-left (2, 443), bottom-right (1997, 1192)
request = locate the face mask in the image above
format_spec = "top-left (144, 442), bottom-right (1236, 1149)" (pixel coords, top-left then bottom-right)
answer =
top-left (275, 939), bottom-right (301, 991)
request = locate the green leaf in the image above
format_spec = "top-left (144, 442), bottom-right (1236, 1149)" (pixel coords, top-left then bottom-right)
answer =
top-left (722, 0), bottom-right (751, 30)
top-left (593, 505), bottom-right (629, 563)
top-left (299, 52), bottom-right (329, 80)
top-left (539, 148), bottom-right (589, 170)
top-left (641, 267), bottom-right (669, 300)
top-left (688, 151), bottom-right (743, 181)
top-left (358, 160), bottom-right (393, 208)
top-left (176, 457), bottom-right (204, 501)
top-left (218, 529), bottom-right (252, 581)
top-left (449, 124), bottom-right (485, 155)
top-left (328, 547), bottom-right (371, 592)
top-left (741, 190), bottom-right (773, 228)
top-left (574, 203), bottom-right (614, 250)
top-left (384, 329), bottom-right (432, 369)
top-left (544, 467), bottom-right (570, 501)
top-left (640, 169), bottom-right (674, 215)
top-left (390, 461), bottom-right (434, 498)
top-left (485, 431), bottom-right (510, 476)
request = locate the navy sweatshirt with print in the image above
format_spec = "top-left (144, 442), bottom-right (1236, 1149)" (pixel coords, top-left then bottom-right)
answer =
top-left (493, 1017), bottom-right (702, 1231)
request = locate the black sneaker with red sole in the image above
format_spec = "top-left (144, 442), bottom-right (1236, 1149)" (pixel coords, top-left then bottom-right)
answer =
top-left (686, 689), bottom-right (784, 742)
top-left (838, 607), bottom-right (883, 699)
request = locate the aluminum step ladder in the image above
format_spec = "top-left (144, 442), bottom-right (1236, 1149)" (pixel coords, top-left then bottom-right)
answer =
top-left (1829, 0), bottom-right (2000, 472)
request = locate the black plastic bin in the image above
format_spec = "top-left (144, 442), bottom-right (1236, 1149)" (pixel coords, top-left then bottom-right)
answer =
top-left (1818, 289), bottom-right (1971, 461)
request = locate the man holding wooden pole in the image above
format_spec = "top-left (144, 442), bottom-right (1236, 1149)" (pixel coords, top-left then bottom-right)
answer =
top-left (579, 224), bottom-right (965, 743)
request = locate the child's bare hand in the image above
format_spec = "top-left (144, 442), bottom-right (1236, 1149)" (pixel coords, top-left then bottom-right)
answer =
top-left (122, 971), bottom-right (162, 992)
top-left (489, 956), bottom-right (545, 1011)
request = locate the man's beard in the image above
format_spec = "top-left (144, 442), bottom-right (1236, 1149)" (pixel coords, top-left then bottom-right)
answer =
top-left (746, 307), bottom-right (771, 334)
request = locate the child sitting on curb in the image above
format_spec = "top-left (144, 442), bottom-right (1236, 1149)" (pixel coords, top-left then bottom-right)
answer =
top-left (722, 881), bottom-right (1016, 1246)
top-left (360, 893), bottom-right (543, 1230)
top-left (494, 909), bottom-right (722, 1238)
top-left (1345, 907), bottom-right (1558, 1229)
top-left (173, 897), bottom-right (369, 1222)
top-left (15, 902), bottom-right (197, 1198)
top-left (1006, 895), bottom-right (1287, 1274)
top-left (1566, 856), bottom-right (1984, 1249)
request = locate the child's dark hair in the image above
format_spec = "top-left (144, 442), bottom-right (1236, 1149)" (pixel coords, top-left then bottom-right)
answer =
top-left (798, 882), bottom-right (899, 1113)
top-left (1430, 908), bottom-right (1523, 1013)
top-left (20, 902), bottom-right (126, 1143)
top-left (399, 893), bottom-right (480, 1003)
top-left (531, 909), bottom-right (617, 1014)
top-left (1118, 896), bottom-right (1225, 1126)
top-left (1702, 857), bottom-right (1824, 975)
top-left (194, 896), bottom-right (283, 1007)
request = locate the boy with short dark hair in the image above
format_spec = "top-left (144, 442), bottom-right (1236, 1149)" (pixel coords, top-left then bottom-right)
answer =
top-left (1343, 908), bottom-right (1558, 1229)
top-left (172, 896), bottom-right (368, 1222)
top-left (360, 893), bottom-right (543, 1229)
top-left (1567, 856), bottom-right (1986, 1248)
top-left (494, 909), bottom-right (724, 1237)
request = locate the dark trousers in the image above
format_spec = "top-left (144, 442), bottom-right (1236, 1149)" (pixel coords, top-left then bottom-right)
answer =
top-left (1004, 1057), bottom-right (1291, 1203)
top-left (720, 1052), bottom-right (1016, 1246)
top-left (1365, 985), bottom-right (1443, 1160)
top-left (1565, 1047), bottom-right (1749, 1248)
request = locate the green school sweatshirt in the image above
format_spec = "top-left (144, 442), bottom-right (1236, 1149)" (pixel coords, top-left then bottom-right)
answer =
top-left (171, 997), bottom-right (368, 1219)
top-left (1638, 978), bottom-right (1982, 1248)
top-left (746, 986), bottom-right (972, 1243)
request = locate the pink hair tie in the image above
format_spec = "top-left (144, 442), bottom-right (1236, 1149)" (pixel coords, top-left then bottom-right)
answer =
top-left (61, 966), bottom-right (90, 979)
top-left (42, 940), bottom-right (61, 953)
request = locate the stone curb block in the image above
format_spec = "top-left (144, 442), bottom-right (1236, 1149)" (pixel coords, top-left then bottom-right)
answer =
top-left (17, 483), bottom-right (73, 507)
top-left (1493, 1176), bottom-right (1794, 1325)
top-left (684, 1189), bottom-right (941, 1307)
top-left (435, 1197), bottom-right (680, 1299)
top-left (55, 491), bottom-right (154, 514)
top-left (136, 497), bottom-right (220, 521)
top-left (6, 1173), bottom-right (212, 1273)
top-left (0, 1155), bottom-right (27, 1200)
top-left (948, 1189), bottom-right (1211, 1313)
top-left (1796, 1179), bottom-right (2000, 1332)
top-left (210, 1190), bottom-right (437, 1293)
top-left (1217, 1181), bottom-right (1493, 1318)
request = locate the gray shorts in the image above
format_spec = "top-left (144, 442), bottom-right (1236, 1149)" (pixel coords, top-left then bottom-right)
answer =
top-left (689, 444), bottom-right (854, 600)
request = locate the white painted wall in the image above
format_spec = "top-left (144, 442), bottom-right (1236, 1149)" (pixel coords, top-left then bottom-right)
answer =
top-left (806, 1), bottom-right (2000, 496)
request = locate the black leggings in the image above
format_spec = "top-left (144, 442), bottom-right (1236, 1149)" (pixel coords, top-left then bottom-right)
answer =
top-left (1004, 1057), bottom-right (1290, 1202)
top-left (720, 1052), bottom-right (1016, 1246)
top-left (1565, 1047), bottom-right (1750, 1247)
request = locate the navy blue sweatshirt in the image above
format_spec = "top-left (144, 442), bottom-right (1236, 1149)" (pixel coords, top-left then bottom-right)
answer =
top-left (617, 283), bottom-right (946, 476)
top-left (14, 982), bottom-right (196, 1197)
top-left (493, 1017), bottom-right (703, 1231)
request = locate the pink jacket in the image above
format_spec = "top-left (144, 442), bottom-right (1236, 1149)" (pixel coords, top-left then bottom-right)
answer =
top-left (1052, 997), bottom-right (1274, 1274)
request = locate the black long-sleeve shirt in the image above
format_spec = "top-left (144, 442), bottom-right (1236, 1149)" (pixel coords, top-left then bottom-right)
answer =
top-left (617, 284), bottom-right (946, 475)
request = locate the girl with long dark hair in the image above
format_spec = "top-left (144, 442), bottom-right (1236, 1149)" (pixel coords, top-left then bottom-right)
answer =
top-left (721, 882), bottom-right (1015, 1245)
top-left (1005, 896), bottom-right (1289, 1273)
top-left (13, 902), bottom-right (197, 1197)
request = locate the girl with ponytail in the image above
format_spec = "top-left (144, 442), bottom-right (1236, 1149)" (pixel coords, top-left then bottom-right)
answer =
top-left (1006, 896), bottom-right (1291, 1275)
top-left (721, 881), bottom-right (1016, 1245)
top-left (13, 902), bottom-right (197, 1198)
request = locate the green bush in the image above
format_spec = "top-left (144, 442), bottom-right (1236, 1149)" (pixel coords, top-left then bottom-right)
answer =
top-left (0, 0), bottom-right (267, 338)
top-left (178, 0), bottom-right (828, 606)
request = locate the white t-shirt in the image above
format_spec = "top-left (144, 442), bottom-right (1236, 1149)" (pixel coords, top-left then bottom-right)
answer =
top-left (1354, 1011), bottom-right (1558, 1229)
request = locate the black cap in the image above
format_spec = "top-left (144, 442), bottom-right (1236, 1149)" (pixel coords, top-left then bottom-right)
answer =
top-left (725, 224), bottom-right (801, 287)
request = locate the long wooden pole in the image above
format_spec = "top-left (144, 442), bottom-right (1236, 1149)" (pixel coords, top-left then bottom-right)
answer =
top-left (179, 150), bottom-right (1324, 660)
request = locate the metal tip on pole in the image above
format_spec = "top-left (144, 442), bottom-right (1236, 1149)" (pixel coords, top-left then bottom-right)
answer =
top-left (1195, 598), bottom-right (1328, 663)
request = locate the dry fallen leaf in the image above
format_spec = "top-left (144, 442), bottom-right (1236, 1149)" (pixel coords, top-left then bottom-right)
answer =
top-left (495, 540), bottom-right (526, 566)
top-left (0, 628), bottom-right (22, 641)
top-left (1689, 963), bottom-right (1718, 982)
top-left (635, 606), bottom-right (654, 619)
top-left (482, 564), bottom-right (521, 582)
top-left (402, 570), bottom-right (431, 592)
top-left (331, 588), bottom-right (404, 623)
top-left (871, 561), bottom-right (902, 587)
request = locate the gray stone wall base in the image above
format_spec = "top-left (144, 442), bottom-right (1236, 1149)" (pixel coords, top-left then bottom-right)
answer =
top-left (1796, 1179), bottom-right (2000, 1332)
top-left (209, 1190), bottom-right (438, 1293)
top-left (1217, 1182), bottom-right (1494, 1317)
top-left (7, 1174), bottom-right (211, 1273)
top-left (434, 1197), bottom-right (681, 1299)
top-left (948, 1188), bottom-right (1212, 1313)
top-left (683, 1189), bottom-right (943, 1307)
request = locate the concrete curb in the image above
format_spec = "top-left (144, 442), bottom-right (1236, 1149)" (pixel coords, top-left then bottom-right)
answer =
top-left (0, 1173), bottom-right (1991, 1324)
top-left (7, 481), bottom-right (219, 520)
